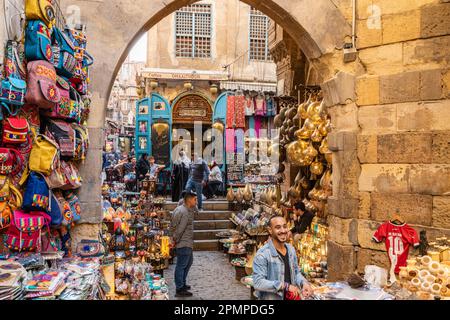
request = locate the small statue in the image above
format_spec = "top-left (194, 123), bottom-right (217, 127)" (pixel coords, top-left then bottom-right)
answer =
top-left (419, 230), bottom-right (429, 256)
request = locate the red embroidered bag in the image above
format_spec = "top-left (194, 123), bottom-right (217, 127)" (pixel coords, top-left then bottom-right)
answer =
top-left (25, 60), bottom-right (60, 110)
top-left (0, 147), bottom-right (24, 175)
top-left (2, 117), bottom-right (29, 145)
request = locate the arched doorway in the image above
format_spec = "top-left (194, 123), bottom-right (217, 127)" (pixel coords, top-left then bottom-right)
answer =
top-left (171, 92), bottom-right (214, 160)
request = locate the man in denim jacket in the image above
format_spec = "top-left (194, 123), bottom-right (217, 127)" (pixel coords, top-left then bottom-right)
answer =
top-left (253, 215), bottom-right (313, 300)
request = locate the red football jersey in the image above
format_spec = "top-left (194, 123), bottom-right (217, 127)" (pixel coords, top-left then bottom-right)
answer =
top-left (372, 222), bottom-right (419, 273)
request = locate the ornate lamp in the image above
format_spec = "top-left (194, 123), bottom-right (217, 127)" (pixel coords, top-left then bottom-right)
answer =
top-left (129, 216), bottom-right (145, 254)
top-left (210, 83), bottom-right (218, 95)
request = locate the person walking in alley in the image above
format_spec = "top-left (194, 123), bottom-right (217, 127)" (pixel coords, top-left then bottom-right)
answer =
top-left (185, 153), bottom-right (210, 211)
top-left (136, 153), bottom-right (150, 181)
top-left (253, 215), bottom-right (313, 300)
top-left (170, 190), bottom-right (196, 297)
top-left (290, 202), bottom-right (316, 242)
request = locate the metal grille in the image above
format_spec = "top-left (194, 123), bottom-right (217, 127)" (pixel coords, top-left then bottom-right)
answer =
top-left (175, 4), bottom-right (211, 58)
top-left (249, 8), bottom-right (271, 61)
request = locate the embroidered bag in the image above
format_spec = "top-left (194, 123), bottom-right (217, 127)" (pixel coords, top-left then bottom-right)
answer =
top-left (42, 75), bottom-right (71, 119)
top-left (25, 0), bottom-right (56, 28)
top-left (45, 119), bottom-right (75, 158)
top-left (60, 161), bottom-right (82, 190)
top-left (54, 190), bottom-right (73, 227)
top-left (5, 209), bottom-right (51, 252)
top-left (29, 134), bottom-right (59, 176)
top-left (0, 77), bottom-right (27, 107)
top-left (3, 40), bottom-right (26, 80)
top-left (52, 27), bottom-right (77, 78)
top-left (72, 124), bottom-right (89, 161)
top-left (44, 159), bottom-right (66, 189)
top-left (48, 193), bottom-right (63, 227)
top-left (68, 87), bottom-right (82, 122)
top-left (2, 117), bottom-right (29, 145)
top-left (0, 147), bottom-right (24, 176)
top-left (22, 171), bottom-right (50, 212)
top-left (0, 175), bottom-right (23, 230)
top-left (65, 191), bottom-right (81, 223)
top-left (25, 60), bottom-right (60, 110)
top-left (25, 20), bottom-right (54, 64)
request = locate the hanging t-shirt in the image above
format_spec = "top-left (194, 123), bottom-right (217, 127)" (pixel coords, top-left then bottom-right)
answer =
top-left (245, 95), bottom-right (255, 116)
top-left (266, 96), bottom-right (276, 116)
top-left (372, 221), bottom-right (419, 273)
top-left (254, 95), bottom-right (266, 116)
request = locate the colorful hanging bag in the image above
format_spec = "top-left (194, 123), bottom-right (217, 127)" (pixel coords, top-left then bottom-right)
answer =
top-left (52, 27), bottom-right (77, 78)
top-left (0, 147), bottom-right (24, 176)
top-left (25, 20), bottom-right (54, 64)
top-left (25, 0), bottom-right (56, 28)
top-left (22, 171), bottom-right (50, 212)
top-left (45, 119), bottom-right (75, 158)
top-left (29, 134), bottom-right (59, 176)
top-left (2, 117), bottom-right (29, 145)
top-left (25, 60), bottom-right (60, 109)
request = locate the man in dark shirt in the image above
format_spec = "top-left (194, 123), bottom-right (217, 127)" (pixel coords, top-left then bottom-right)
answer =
top-left (291, 202), bottom-right (315, 242)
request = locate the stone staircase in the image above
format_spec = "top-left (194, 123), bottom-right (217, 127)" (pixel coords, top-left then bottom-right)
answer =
top-left (164, 200), bottom-right (234, 251)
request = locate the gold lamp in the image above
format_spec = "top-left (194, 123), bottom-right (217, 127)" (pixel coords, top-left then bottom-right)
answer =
top-left (184, 81), bottom-right (193, 90)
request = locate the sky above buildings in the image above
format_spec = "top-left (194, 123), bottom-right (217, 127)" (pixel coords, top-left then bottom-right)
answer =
top-left (129, 33), bottom-right (148, 62)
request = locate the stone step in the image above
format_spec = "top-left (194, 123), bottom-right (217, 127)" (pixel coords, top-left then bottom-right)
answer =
top-left (164, 201), bottom-right (229, 211)
top-left (193, 229), bottom-right (229, 240)
top-left (194, 210), bottom-right (233, 220)
top-left (194, 239), bottom-right (218, 251)
top-left (194, 219), bottom-right (234, 230)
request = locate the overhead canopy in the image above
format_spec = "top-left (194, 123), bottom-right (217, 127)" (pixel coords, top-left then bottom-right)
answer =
top-left (220, 81), bottom-right (277, 93)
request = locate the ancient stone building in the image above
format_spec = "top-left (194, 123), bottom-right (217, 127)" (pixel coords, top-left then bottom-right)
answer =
top-left (1, 0), bottom-right (449, 280)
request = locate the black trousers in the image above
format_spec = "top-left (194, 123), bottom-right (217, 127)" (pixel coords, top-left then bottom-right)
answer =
top-left (203, 181), bottom-right (222, 198)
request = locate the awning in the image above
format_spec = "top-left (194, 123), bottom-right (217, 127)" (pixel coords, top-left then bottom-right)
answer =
top-left (220, 81), bottom-right (277, 92)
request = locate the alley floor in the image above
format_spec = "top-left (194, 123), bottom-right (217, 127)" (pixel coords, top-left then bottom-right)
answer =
top-left (164, 251), bottom-right (251, 300)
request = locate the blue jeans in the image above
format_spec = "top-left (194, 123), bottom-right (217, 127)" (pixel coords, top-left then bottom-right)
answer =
top-left (175, 247), bottom-right (193, 291)
top-left (185, 179), bottom-right (203, 209)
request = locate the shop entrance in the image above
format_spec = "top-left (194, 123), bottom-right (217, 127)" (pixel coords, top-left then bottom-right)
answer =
top-left (171, 93), bottom-right (214, 160)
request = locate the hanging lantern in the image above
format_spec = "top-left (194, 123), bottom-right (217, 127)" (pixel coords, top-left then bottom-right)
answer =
top-left (184, 81), bottom-right (193, 90)
top-left (149, 78), bottom-right (158, 90)
top-left (129, 216), bottom-right (145, 253)
top-left (210, 83), bottom-right (218, 95)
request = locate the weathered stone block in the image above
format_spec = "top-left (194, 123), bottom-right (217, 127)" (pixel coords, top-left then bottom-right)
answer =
top-left (432, 196), bottom-right (450, 228)
top-left (328, 131), bottom-right (357, 152)
top-left (420, 69), bottom-right (443, 100)
top-left (370, 193), bottom-right (433, 226)
top-left (327, 241), bottom-right (356, 281)
top-left (420, 3), bottom-right (450, 38)
top-left (327, 197), bottom-right (359, 219)
top-left (321, 72), bottom-right (356, 106)
top-left (327, 216), bottom-right (357, 246)
top-left (359, 164), bottom-right (410, 193)
top-left (383, 10), bottom-right (421, 44)
top-left (328, 103), bottom-right (359, 131)
top-left (377, 133), bottom-right (432, 164)
top-left (403, 36), bottom-right (450, 68)
top-left (87, 127), bottom-right (105, 150)
top-left (357, 248), bottom-right (390, 274)
top-left (356, 76), bottom-right (380, 106)
top-left (356, 219), bottom-right (386, 250)
top-left (397, 100), bottom-right (450, 132)
top-left (358, 104), bottom-right (396, 134)
top-left (432, 132), bottom-right (450, 164)
top-left (356, 19), bottom-right (383, 48)
top-left (359, 192), bottom-right (371, 219)
top-left (380, 71), bottom-right (420, 104)
top-left (410, 164), bottom-right (450, 195)
top-left (71, 223), bottom-right (101, 251)
top-left (359, 43), bottom-right (403, 75)
top-left (444, 70), bottom-right (450, 98)
top-left (79, 202), bottom-right (103, 224)
top-left (357, 135), bottom-right (377, 163)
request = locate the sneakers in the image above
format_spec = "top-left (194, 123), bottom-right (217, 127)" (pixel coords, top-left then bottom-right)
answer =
top-left (175, 289), bottom-right (193, 297)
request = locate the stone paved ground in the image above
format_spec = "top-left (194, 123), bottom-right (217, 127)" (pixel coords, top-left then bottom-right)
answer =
top-left (164, 251), bottom-right (251, 300)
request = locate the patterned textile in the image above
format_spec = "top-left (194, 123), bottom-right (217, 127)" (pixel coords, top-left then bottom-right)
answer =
top-left (226, 95), bottom-right (235, 128)
top-left (234, 95), bottom-right (246, 128)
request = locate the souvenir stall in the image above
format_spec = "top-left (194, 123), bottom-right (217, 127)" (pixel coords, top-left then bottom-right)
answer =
top-left (101, 181), bottom-right (172, 300)
top-left (0, 0), bottom-right (116, 300)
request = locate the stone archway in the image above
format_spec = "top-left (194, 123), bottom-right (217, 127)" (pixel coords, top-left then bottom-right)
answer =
top-left (61, 0), bottom-right (351, 224)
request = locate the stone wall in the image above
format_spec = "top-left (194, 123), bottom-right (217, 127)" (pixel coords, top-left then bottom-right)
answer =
top-left (324, 0), bottom-right (450, 280)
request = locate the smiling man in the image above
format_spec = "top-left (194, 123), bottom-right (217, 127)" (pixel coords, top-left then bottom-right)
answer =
top-left (253, 215), bottom-right (313, 300)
